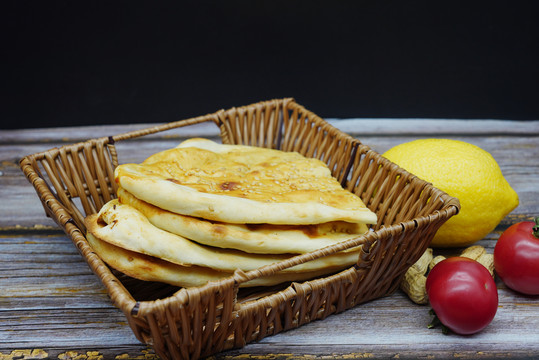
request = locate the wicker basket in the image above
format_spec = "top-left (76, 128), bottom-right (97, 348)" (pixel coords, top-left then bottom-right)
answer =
top-left (20, 98), bottom-right (459, 359)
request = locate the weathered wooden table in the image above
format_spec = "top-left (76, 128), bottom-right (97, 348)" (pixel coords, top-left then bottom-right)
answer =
top-left (1, 118), bottom-right (538, 359)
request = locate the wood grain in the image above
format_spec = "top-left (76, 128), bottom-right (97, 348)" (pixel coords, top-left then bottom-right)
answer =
top-left (1, 119), bottom-right (538, 359)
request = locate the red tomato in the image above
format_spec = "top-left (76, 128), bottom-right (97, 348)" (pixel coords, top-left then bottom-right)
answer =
top-left (426, 257), bottom-right (498, 335)
top-left (494, 218), bottom-right (539, 295)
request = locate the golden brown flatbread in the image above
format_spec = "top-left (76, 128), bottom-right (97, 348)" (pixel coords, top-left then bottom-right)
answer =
top-left (117, 187), bottom-right (368, 254)
top-left (84, 200), bottom-right (363, 273)
top-left (114, 138), bottom-right (377, 225)
top-left (86, 232), bottom-right (338, 288)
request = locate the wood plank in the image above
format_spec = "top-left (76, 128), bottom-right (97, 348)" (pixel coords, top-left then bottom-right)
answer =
top-left (331, 118), bottom-right (539, 136)
top-left (0, 121), bottom-right (221, 144)
top-left (0, 235), bottom-right (108, 299)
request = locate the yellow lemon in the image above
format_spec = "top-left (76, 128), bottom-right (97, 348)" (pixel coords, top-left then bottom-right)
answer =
top-left (383, 139), bottom-right (519, 247)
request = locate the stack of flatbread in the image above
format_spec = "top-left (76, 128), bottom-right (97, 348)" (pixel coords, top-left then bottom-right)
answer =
top-left (84, 138), bottom-right (377, 288)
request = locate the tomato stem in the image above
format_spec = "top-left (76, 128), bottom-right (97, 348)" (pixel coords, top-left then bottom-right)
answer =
top-left (427, 309), bottom-right (450, 335)
top-left (533, 217), bottom-right (539, 238)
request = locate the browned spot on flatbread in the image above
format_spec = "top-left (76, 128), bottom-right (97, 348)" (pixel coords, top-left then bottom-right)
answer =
top-left (211, 224), bottom-right (228, 237)
top-left (139, 265), bottom-right (155, 273)
top-left (298, 224), bottom-right (319, 238)
top-left (220, 181), bottom-right (240, 191)
top-left (245, 223), bottom-right (320, 238)
top-left (96, 216), bottom-right (108, 227)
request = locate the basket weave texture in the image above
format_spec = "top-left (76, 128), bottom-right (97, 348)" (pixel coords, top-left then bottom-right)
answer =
top-left (20, 98), bottom-right (459, 359)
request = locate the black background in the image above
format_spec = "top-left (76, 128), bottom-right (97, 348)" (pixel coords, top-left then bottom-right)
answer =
top-left (2, 0), bottom-right (538, 129)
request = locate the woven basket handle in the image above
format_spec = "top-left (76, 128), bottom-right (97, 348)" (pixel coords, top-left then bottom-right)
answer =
top-left (108, 113), bottom-right (221, 144)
